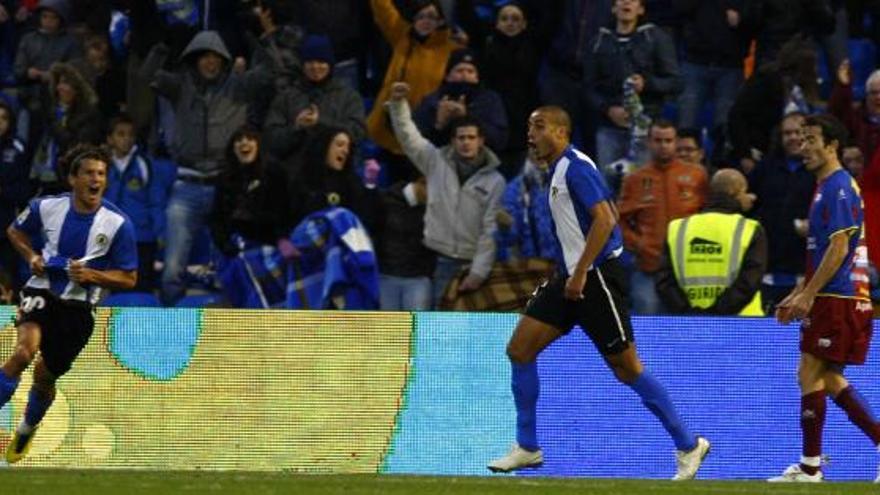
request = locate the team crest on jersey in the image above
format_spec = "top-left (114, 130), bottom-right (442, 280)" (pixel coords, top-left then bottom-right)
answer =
top-left (96, 233), bottom-right (109, 247)
top-left (126, 177), bottom-right (143, 191)
top-left (551, 186), bottom-right (558, 198)
top-left (16, 207), bottom-right (30, 224)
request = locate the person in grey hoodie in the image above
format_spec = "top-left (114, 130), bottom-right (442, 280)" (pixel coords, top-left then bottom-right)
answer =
top-left (386, 81), bottom-right (505, 308)
top-left (140, 30), bottom-right (270, 306)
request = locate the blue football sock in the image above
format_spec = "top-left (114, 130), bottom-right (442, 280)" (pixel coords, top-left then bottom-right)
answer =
top-left (512, 361), bottom-right (540, 451)
top-left (628, 371), bottom-right (696, 451)
top-left (23, 388), bottom-right (54, 430)
top-left (0, 370), bottom-right (20, 407)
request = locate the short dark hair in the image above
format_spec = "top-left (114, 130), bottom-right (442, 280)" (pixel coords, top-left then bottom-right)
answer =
top-left (449, 115), bottom-right (484, 138)
top-left (676, 128), bottom-right (702, 147)
top-left (649, 119), bottom-right (677, 136)
top-left (60, 143), bottom-right (111, 178)
top-left (107, 113), bottom-right (135, 135)
top-left (804, 114), bottom-right (848, 148)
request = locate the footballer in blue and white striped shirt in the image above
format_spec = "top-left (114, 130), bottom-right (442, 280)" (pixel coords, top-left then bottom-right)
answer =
top-left (1, 144), bottom-right (137, 464)
top-left (488, 106), bottom-right (709, 480)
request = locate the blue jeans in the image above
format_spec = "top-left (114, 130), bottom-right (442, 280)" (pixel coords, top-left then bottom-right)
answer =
top-left (630, 269), bottom-right (667, 315)
top-left (676, 61), bottom-right (743, 131)
top-left (432, 255), bottom-right (468, 309)
top-left (379, 275), bottom-right (432, 311)
top-left (160, 180), bottom-right (216, 306)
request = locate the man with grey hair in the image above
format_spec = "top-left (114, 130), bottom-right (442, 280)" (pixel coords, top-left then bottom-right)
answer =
top-left (829, 59), bottom-right (880, 159)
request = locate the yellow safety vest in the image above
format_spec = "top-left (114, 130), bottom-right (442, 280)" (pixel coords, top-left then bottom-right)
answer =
top-left (666, 212), bottom-right (764, 316)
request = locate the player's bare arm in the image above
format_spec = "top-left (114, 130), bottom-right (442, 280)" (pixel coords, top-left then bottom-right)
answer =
top-left (564, 200), bottom-right (617, 301)
top-left (777, 230), bottom-right (851, 324)
top-left (5, 225), bottom-right (43, 277)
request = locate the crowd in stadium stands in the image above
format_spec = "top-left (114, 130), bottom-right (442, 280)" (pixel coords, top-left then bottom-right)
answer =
top-left (1, 0), bottom-right (879, 313)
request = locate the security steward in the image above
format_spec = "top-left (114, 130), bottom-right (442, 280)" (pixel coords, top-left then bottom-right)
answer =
top-left (655, 169), bottom-right (767, 315)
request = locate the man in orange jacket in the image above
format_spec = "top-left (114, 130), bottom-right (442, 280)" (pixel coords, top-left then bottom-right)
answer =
top-left (617, 120), bottom-right (708, 314)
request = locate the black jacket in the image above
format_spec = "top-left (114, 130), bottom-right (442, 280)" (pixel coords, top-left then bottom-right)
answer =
top-left (376, 182), bottom-right (436, 278)
top-left (742, 0), bottom-right (835, 66)
top-left (0, 136), bottom-right (33, 236)
top-left (583, 24), bottom-right (681, 124)
top-left (210, 163), bottom-right (276, 254)
top-left (726, 68), bottom-right (785, 162)
top-left (656, 194), bottom-right (768, 314)
top-left (748, 155), bottom-right (815, 275)
top-left (673, 0), bottom-right (751, 68)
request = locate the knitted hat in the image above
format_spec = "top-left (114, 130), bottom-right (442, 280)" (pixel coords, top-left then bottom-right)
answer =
top-left (299, 34), bottom-right (335, 65)
top-left (444, 48), bottom-right (479, 76)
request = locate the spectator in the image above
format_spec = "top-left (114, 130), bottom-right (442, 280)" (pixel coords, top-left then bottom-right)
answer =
top-left (829, 61), bottom-right (880, 161)
top-left (741, 0), bottom-right (835, 68)
top-left (541, 0), bottom-right (604, 154)
top-left (386, 82), bottom-right (505, 307)
top-left (495, 151), bottom-right (559, 263)
top-left (30, 62), bottom-right (103, 196)
top-left (289, 0), bottom-right (369, 92)
top-left (140, 30), bottom-right (270, 306)
top-left (862, 141), bottom-right (880, 273)
top-left (249, 0), bottom-right (303, 94)
top-left (457, 0), bottom-right (554, 177)
top-left (366, 0), bottom-right (462, 179)
top-left (727, 36), bottom-right (820, 174)
top-left (263, 34), bottom-right (365, 160)
top-left (0, 99), bottom-right (32, 295)
top-left (104, 114), bottom-right (162, 291)
top-left (842, 145), bottom-right (864, 180)
top-left (673, 0), bottom-right (749, 137)
top-left (210, 125), bottom-right (275, 256)
top-left (583, 0), bottom-right (681, 171)
top-left (266, 125), bottom-right (381, 249)
top-left (13, 0), bottom-right (81, 142)
top-left (0, 0), bottom-right (33, 86)
top-left (376, 177), bottom-right (436, 310)
top-left (656, 168), bottom-right (766, 315)
top-left (747, 112), bottom-right (813, 313)
top-left (676, 128), bottom-right (716, 177)
top-left (70, 33), bottom-right (127, 120)
top-left (618, 121), bottom-right (708, 314)
top-left (413, 48), bottom-right (508, 154)
top-left (244, 0), bottom-right (303, 126)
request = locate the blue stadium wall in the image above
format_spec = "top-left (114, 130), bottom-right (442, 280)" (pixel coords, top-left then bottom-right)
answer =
top-left (0, 306), bottom-right (878, 481)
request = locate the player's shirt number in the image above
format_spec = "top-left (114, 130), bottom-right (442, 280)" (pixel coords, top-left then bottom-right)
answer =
top-left (19, 295), bottom-right (46, 314)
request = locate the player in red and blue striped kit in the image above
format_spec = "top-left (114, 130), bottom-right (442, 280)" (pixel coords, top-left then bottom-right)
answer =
top-left (770, 115), bottom-right (878, 483)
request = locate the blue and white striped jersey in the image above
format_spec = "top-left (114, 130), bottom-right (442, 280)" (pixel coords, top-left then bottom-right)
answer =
top-left (12, 194), bottom-right (138, 305)
top-left (548, 146), bottom-right (623, 276)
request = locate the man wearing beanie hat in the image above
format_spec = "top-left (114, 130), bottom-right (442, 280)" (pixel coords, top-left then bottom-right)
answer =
top-left (413, 48), bottom-right (508, 153)
top-left (264, 34), bottom-right (365, 160)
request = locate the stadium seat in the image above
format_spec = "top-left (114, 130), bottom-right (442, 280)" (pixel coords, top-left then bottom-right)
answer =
top-left (174, 292), bottom-right (223, 308)
top-left (101, 291), bottom-right (161, 307)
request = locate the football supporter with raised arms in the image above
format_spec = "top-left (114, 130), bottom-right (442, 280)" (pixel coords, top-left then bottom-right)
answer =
top-left (488, 106), bottom-right (709, 480)
top-left (769, 114), bottom-right (879, 483)
top-left (0, 144), bottom-right (137, 463)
